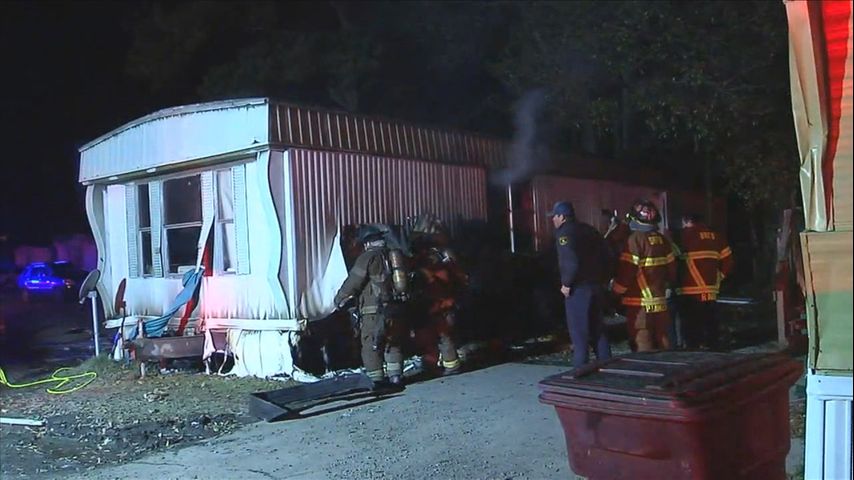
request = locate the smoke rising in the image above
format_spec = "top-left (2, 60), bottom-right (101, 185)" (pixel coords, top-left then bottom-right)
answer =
top-left (493, 88), bottom-right (549, 186)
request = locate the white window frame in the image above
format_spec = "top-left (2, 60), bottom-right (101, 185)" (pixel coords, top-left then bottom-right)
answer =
top-left (161, 173), bottom-right (203, 277)
top-left (127, 157), bottom-right (251, 279)
top-left (137, 183), bottom-right (154, 277)
top-left (213, 167), bottom-right (238, 275)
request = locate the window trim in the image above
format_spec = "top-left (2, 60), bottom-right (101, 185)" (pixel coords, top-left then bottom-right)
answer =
top-left (161, 174), bottom-right (203, 277)
top-left (136, 183), bottom-right (154, 278)
top-left (213, 167), bottom-right (238, 275)
top-left (139, 228), bottom-right (153, 277)
top-left (127, 156), bottom-right (252, 279)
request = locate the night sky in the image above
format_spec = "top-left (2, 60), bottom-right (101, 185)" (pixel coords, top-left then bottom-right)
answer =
top-left (1, 1), bottom-right (795, 250)
top-left (2, 2), bottom-right (154, 244)
top-left (0, 1), bottom-right (401, 245)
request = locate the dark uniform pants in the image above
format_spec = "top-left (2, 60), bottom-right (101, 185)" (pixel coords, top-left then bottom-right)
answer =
top-left (625, 307), bottom-right (671, 352)
top-left (360, 314), bottom-right (404, 381)
top-left (667, 295), bottom-right (680, 348)
top-left (565, 285), bottom-right (611, 367)
top-left (678, 297), bottom-right (719, 350)
top-left (414, 310), bottom-right (460, 371)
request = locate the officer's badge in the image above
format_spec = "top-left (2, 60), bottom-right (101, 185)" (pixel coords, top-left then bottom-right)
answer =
top-left (558, 236), bottom-right (569, 246)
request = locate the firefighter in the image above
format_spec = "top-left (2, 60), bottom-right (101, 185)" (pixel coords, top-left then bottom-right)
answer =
top-left (603, 209), bottom-right (631, 263)
top-left (602, 209), bottom-right (631, 319)
top-left (676, 213), bottom-right (734, 350)
top-left (334, 225), bottom-right (406, 386)
top-left (549, 201), bottom-right (612, 368)
top-left (411, 236), bottom-right (467, 376)
top-left (612, 200), bottom-right (677, 352)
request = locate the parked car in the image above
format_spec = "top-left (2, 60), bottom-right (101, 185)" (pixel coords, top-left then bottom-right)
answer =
top-left (17, 261), bottom-right (86, 302)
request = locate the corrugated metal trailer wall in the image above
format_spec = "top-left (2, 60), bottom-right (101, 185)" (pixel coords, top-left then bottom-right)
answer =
top-left (526, 175), bottom-right (666, 251)
top-left (270, 104), bottom-right (506, 169)
top-left (285, 148), bottom-right (488, 314)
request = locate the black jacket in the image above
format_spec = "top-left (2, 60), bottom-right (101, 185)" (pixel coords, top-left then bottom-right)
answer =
top-left (554, 220), bottom-right (611, 288)
top-left (334, 247), bottom-right (392, 315)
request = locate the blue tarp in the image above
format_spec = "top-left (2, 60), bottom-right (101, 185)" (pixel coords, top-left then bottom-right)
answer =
top-left (128, 268), bottom-right (204, 339)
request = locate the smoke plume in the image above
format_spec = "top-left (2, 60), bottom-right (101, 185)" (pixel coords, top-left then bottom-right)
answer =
top-left (493, 89), bottom-right (549, 186)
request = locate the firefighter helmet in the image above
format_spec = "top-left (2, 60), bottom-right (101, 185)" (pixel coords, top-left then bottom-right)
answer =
top-left (411, 213), bottom-right (444, 235)
top-left (357, 224), bottom-right (386, 244)
top-left (629, 200), bottom-right (661, 225)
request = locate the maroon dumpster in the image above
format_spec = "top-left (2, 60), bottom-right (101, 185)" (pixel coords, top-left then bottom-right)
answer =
top-left (539, 351), bottom-right (803, 480)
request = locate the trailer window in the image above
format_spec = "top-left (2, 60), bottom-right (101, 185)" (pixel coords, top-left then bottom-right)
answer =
top-left (163, 175), bottom-right (202, 274)
top-left (137, 184), bottom-right (153, 276)
top-left (215, 169), bottom-right (237, 274)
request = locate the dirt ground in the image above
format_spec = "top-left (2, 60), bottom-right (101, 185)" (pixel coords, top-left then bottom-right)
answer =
top-left (1, 291), bottom-right (806, 479)
top-left (0, 292), bottom-right (293, 478)
top-left (0, 335), bottom-right (551, 479)
top-left (2, 341), bottom-right (808, 480)
top-left (51, 361), bottom-right (807, 480)
top-left (0, 357), bottom-right (293, 478)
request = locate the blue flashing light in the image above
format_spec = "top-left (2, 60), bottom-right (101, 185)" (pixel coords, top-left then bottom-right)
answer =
top-left (17, 261), bottom-right (78, 294)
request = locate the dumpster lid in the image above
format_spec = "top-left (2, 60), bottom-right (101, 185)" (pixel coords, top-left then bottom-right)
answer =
top-left (539, 351), bottom-right (799, 402)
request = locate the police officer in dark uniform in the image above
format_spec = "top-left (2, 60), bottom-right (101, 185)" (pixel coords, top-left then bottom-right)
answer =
top-left (548, 201), bottom-right (612, 368)
top-left (335, 226), bottom-right (405, 386)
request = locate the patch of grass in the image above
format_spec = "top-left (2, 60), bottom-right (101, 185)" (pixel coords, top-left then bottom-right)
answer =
top-left (70, 354), bottom-right (126, 378)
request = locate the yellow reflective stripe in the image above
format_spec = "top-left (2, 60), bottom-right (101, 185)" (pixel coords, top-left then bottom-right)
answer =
top-left (636, 271), bottom-right (651, 298)
top-left (639, 254), bottom-right (674, 267)
top-left (621, 297), bottom-right (667, 307)
top-left (442, 358), bottom-right (460, 369)
top-left (620, 253), bottom-right (640, 265)
top-left (620, 251), bottom-right (674, 267)
top-left (686, 251), bottom-right (720, 260)
top-left (720, 247), bottom-right (732, 258)
top-left (644, 304), bottom-right (668, 313)
top-left (686, 257), bottom-right (706, 290)
top-left (636, 272), bottom-right (658, 302)
top-left (641, 297), bottom-right (667, 306)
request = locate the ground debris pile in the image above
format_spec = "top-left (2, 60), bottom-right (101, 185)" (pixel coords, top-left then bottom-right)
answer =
top-left (2, 412), bottom-right (241, 476)
top-left (0, 357), bottom-right (292, 478)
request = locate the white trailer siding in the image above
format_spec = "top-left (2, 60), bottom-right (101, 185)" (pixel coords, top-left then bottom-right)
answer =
top-left (199, 152), bottom-right (294, 329)
top-left (283, 148), bottom-right (489, 321)
top-left (79, 99), bottom-right (270, 184)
